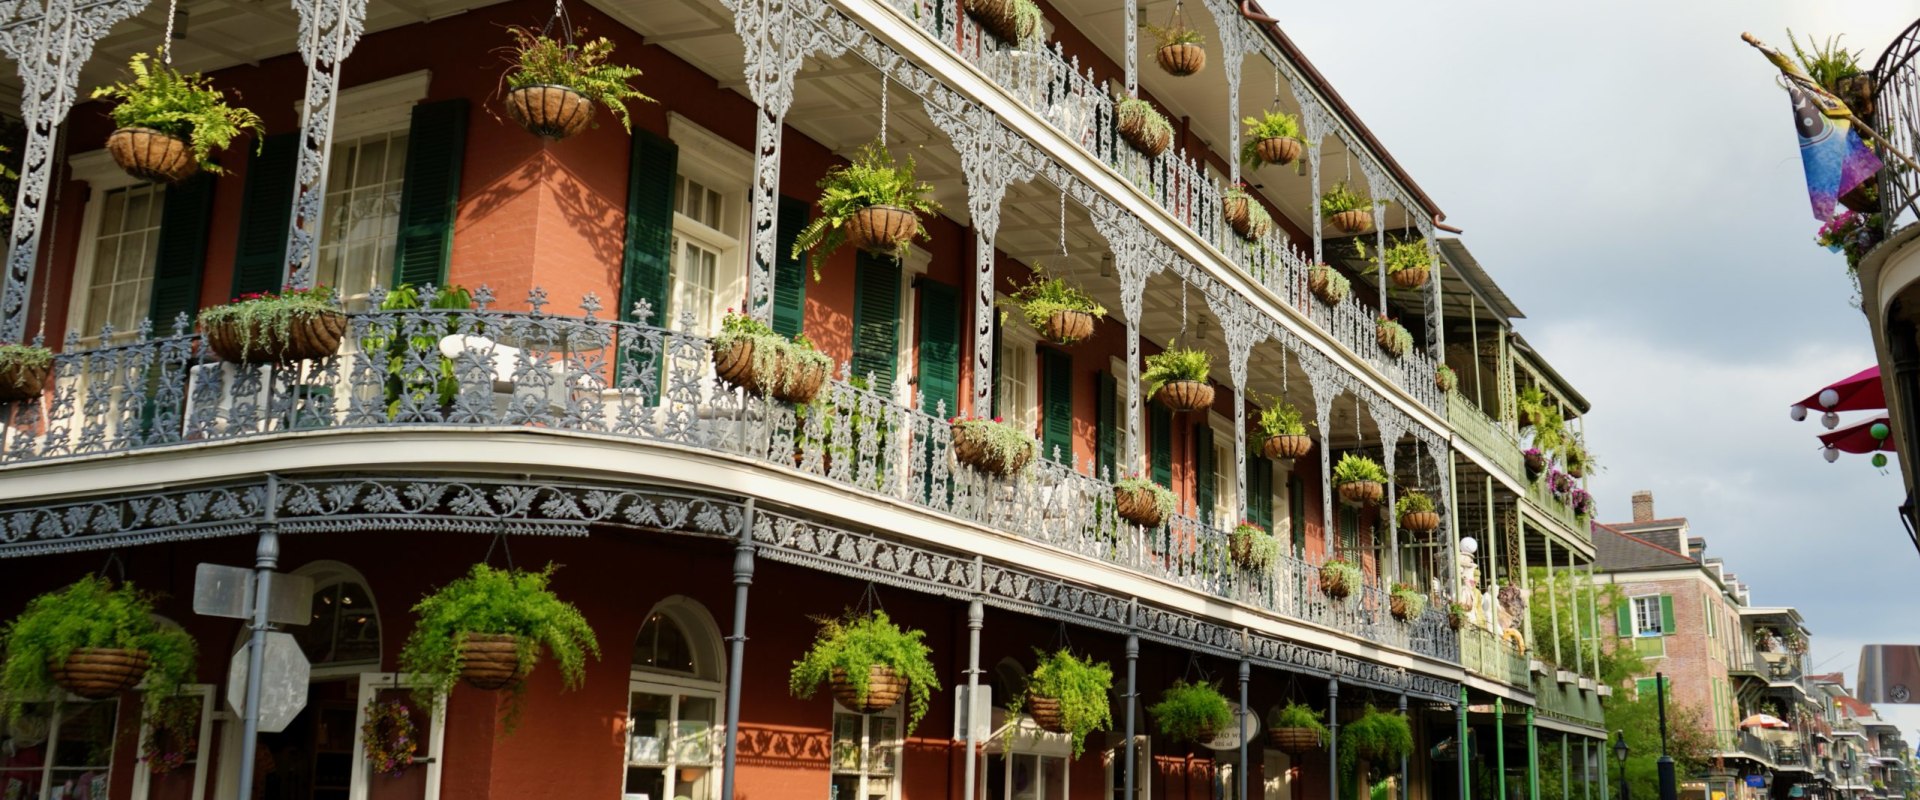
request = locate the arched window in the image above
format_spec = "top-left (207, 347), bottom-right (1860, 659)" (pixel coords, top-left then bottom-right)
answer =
top-left (290, 561), bottom-right (382, 671)
top-left (626, 597), bottom-right (725, 800)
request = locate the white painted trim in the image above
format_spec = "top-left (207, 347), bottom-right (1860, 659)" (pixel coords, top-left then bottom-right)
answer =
top-left (321, 70), bottom-right (431, 142)
top-left (349, 672), bottom-right (445, 800)
top-left (69, 148), bottom-right (144, 192)
top-left (64, 150), bottom-right (164, 343)
top-left (668, 112), bottom-right (752, 195)
top-left (131, 684), bottom-right (216, 800)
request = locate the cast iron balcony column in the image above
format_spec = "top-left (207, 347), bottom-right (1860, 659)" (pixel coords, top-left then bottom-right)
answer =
top-left (721, 499), bottom-right (756, 800)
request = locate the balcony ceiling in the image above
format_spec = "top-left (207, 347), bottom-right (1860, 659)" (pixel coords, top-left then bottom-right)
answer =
top-left (0, 0), bottom-right (507, 109)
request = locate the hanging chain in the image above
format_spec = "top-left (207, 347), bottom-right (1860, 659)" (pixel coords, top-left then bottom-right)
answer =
top-left (540, 0), bottom-right (575, 46)
top-left (1059, 188), bottom-right (1067, 258)
top-left (1272, 59), bottom-right (1281, 107)
top-left (878, 72), bottom-right (888, 146)
top-left (1179, 280), bottom-right (1188, 341)
top-left (857, 581), bottom-right (886, 615)
top-left (483, 529), bottom-right (517, 571)
top-left (161, 0), bottom-right (180, 64)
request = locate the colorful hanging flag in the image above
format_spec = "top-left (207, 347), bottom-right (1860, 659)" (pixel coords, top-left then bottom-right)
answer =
top-left (1744, 33), bottom-right (1884, 221)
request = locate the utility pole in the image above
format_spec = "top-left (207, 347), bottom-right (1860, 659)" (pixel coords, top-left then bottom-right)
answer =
top-left (1656, 672), bottom-right (1677, 800)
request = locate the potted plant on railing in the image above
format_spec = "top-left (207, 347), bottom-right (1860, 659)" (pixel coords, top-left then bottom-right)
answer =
top-left (0, 343), bottom-right (52, 403)
top-left (1319, 182), bottom-right (1374, 235)
top-left (1006, 649), bottom-right (1112, 756)
top-left (1000, 268), bottom-right (1106, 346)
top-left (399, 563), bottom-right (599, 728)
top-left (1308, 263), bottom-right (1350, 306)
top-left (962, 0), bottom-right (1045, 46)
top-left (1266, 700), bottom-right (1327, 752)
top-left (790, 609), bottom-right (940, 732)
top-left (1116, 97), bottom-right (1173, 158)
top-left (1568, 487), bottom-right (1594, 519)
top-left (1230, 521), bottom-right (1279, 571)
top-left (1, 576), bottom-right (196, 714)
top-left (712, 310), bottom-right (835, 404)
top-left (1145, 347), bottom-right (1213, 413)
top-left (92, 50), bottom-right (263, 184)
top-left (1435, 364), bottom-right (1457, 394)
top-left (793, 140), bottom-right (942, 265)
top-left (1240, 110), bottom-right (1305, 169)
top-left (502, 26), bottom-right (651, 140)
top-left (1319, 557), bottom-right (1360, 602)
top-left (1396, 491), bottom-right (1438, 533)
top-left (1547, 468), bottom-right (1573, 500)
top-left (1150, 680), bottom-right (1232, 743)
top-left (1790, 32), bottom-right (1874, 136)
top-left (1521, 447), bottom-right (1546, 480)
top-left (1754, 627), bottom-right (1779, 653)
top-left (1784, 629), bottom-right (1808, 655)
top-left (948, 414), bottom-right (1038, 477)
top-left (1258, 400), bottom-right (1312, 459)
top-left (1389, 583), bottom-right (1427, 622)
top-left (1333, 452), bottom-right (1385, 507)
top-left (1222, 184), bottom-right (1273, 241)
top-left (1149, 22), bottom-right (1206, 76)
top-left (1446, 601), bottom-right (1470, 631)
top-left (1339, 706), bottom-right (1413, 792)
top-left (200, 285), bottom-right (347, 364)
top-left (1113, 475), bottom-right (1176, 527)
top-left (1375, 316), bottom-right (1411, 359)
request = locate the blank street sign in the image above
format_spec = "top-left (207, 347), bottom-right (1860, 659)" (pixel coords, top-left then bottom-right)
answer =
top-left (194, 563), bottom-right (314, 626)
top-left (226, 632), bottom-right (311, 733)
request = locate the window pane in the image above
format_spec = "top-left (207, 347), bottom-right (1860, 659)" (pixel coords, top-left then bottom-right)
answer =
top-left (870, 716), bottom-right (898, 775)
top-left (320, 131), bottom-right (407, 306)
top-left (48, 698), bottom-right (117, 798)
top-left (675, 695), bottom-right (716, 765)
top-left (1041, 755), bottom-right (1066, 800)
top-left (831, 714), bottom-right (862, 772)
top-left (80, 185), bottom-right (165, 343)
top-left (634, 613), bottom-right (694, 673)
top-left (628, 693), bottom-right (671, 766)
top-left (624, 766), bottom-right (666, 800)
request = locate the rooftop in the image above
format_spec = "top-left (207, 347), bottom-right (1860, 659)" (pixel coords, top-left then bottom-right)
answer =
top-left (1594, 521), bottom-right (1698, 571)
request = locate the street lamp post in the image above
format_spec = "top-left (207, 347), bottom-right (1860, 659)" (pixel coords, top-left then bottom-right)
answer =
top-left (1617, 731), bottom-right (1633, 800)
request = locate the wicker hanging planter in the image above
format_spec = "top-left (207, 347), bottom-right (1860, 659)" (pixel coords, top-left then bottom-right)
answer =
top-left (1156, 43), bottom-right (1206, 76)
top-left (773, 357), bottom-right (829, 404)
top-left (1268, 726), bottom-right (1323, 752)
top-left (1390, 266), bottom-right (1430, 290)
top-left (1157, 380), bottom-right (1214, 412)
top-left (951, 423), bottom-right (1036, 477)
top-left (1255, 137), bottom-right (1303, 166)
top-left (0, 359), bottom-right (50, 403)
top-left (1399, 510), bottom-right (1440, 533)
top-left (1025, 691), bottom-right (1067, 733)
top-left (1435, 368), bottom-right (1456, 394)
top-left (713, 338), bottom-right (769, 395)
top-left (1319, 562), bottom-right (1356, 601)
top-left (847, 205), bottom-right (919, 255)
top-left (1328, 209), bottom-right (1372, 235)
top-left (107, 128), bottom-right (199, 184)
top-left (1336, 479), bottom-right (1382, 507)
top-left (1041, 309), bottom-right (1096, 345)
top-left (506, 85), bottom-right (595, 140)
top-left (1223, 195), bottom-right (1271, 240)
top-left (48, 648), bottom-right (152, 699)
top-left (1263, 434), bottom-right (1312, 460)
top-left (204, 312), bottom-right (348, 364)
top-left (831, 665), bottom-right (906, 714)
top-left (1523, 450), bottom-right (1547, 476)
top-left (1118, 110), bottom-right (1171, 158)
top-left (1308, 268), bottom-right (1347, 307)
top-left (1115, 484), bottom-right (1168, 527)
top-left (962, 0), bottom-right (1035, 44)
top-left (457, 633), bottom-right (529, 690)
top-left (1375, 324), bottom-right (1409, 358)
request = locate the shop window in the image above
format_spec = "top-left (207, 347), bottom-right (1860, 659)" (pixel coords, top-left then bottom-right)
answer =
top-left (628, 598), bottom-right (725, 800)
top-left (0, 697), bottom-right (118, 800)
top-left (832, 703), bottom-right (903, 800)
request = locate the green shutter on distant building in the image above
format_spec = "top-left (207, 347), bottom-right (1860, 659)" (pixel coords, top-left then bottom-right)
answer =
top-left (1660, 594), bottom-right (1676, 635)
top-left (1192, 424), bottom-right (1213, 520)
top-left (1150, 404), bottom-right (1171, 487)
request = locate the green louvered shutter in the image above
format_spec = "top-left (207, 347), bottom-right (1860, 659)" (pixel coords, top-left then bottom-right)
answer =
top-left (1251, 456), bottom-right (1274, 530)
top-left (1339, 506), bottom-right (1358, 556)
top-left (1042, 349), bottom-right (1073, 465)
top-left (851, 252), bottom-right (900, 394)
top-left (621, 131), bottom-right (677, 326)
top-left (1660, 595), bottom-right (1676, 635)
top-left (392, 99), bottom-right (468, 289)
top-left (229, 132), bottom-right (299, 297)
top-left (1150, 404), bottom-right (1171, 486)
top-left (1096, 371), bottom-right (1117, 479)
top-left (989, 319), bottom-right (1003, 418)
top-left (147, 173), bottom-right (215, 333)
top-left (917, 280), bottom-right (960, 416)
top-left (1193, 424), bottom-right (1213, 523)
top-left (773, 195), bottom-right (809, 337)
top-left (1616, 600), bottom-right (1633, 636)
top-left (1288, 475), bottom-right (1305, 557)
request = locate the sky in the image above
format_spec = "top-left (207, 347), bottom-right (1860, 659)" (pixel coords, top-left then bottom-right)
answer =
top-left (1272, 1), bottom-right (1920, 739)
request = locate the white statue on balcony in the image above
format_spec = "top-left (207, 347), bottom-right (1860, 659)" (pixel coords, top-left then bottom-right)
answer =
top-left (1458, 538), bottom-right (1485, 628)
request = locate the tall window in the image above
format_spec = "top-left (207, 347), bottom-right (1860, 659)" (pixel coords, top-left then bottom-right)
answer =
top-left (296, 575), bottom-right (382, 669)
top-left (1211, 435), bottom-right (1234, 529)
top-left (0, 698), bottom-right (117, 799)
top-left (628, 601), bottom-right (723, 800)
top-left (832, 704), bottom-right (902, 800)
top-left (317, 130), bottom-right (409, 307)
top-left (1103, 730), bottom-right (1151, 799)
top-left (998, 334), bottom-right (1037, 434)
top-left (77, 183), bottom-right (165, 344)
top-left (1632, 596), bottom-right (1665, 637)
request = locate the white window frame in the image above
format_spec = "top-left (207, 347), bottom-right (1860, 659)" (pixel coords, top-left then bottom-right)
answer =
top-left (624, 679), bottom-right (723, 800)
top-left (0, 695), bottom-right (119, 800)
top-left (348, 672), bottom-right (447, 800)
top-left (1633, 595), bottom-right (1665, 637)
top-left (1108, 355), bottom-right (1131, 480)
top-left (997, 295), bottom-right (1041, 436)
top-left (1208, 411), bottom-right (1235, 529)
top-left (305, 71), bottom-right (428, 308)
top-left (666, 113), bottom-right (751, 337)
top-left (1103, 734), bottom-right (1152, 800)
top-left (625, 597), bottom-right (727, 800)
top-left (131, 684), bottom-right (216, 800)
top-left (830, 699), bottom-right (905, 800)
top-left (65, 148), bottom-right (166, 346)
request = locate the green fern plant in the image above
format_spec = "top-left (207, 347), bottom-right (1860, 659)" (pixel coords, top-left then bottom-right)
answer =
top-left (1786, 29), bottom-right (1863, 90)
top-left (91, 50), bottom-right (263, 173)
top-left (1143, 347), bottom-right (1211, 399)
top-left (1394, 491), bottom-right (1434, 518)
top-left (1240, 110), bottom-right (1304, 169)
top-left (1007, 649), bottom-right (1113, 756)
top-left (790, 609), bottom-right (941, 733)
top-left (1256, 400), bottom-right (1307, 438)
top-left (504, 26), bottom-right (653, 132)
top-left (998, 267), bottom-right (1106, 334)
top-left (791, 140), bottom-right (941, 267)
top-left (1269, 701), bottom-right (1328, 746)
top-left (1116, 97), bottom-right (1172, 148)
top-left (1, 576), bottom-right (198, 718)
top-left (1318, 181), bottom-right (1373, 217)
top-left (1149, 680), bottom-right (1232, 742)
top-left (1147, 23), bottom-right (1204, 47)
top-left (1339, 706), bottom-right (1413, 789)
top-left (1333, 453), bottom-right (1386, 486)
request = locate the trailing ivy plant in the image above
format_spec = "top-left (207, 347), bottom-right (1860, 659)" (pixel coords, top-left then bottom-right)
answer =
top-left (1332, 453), bottom-right (1387, 486)
top-left (1390, 583), bottom-right (1428, 619)
top-left (997, 0), bottom-right (1047, 46)
top-left (792, 140), bottom-right (942, 266)
top-left (503, 26), bottom-right (652, 132)
top-left (1114, 475), bottom-right (1177, 520)
top-left (1116, 97), bottom-right (1172, 148)
top-left (1394, 491), bottom-right (1434, 518)
top-left (1318, 181), bottom-right (1373, 218)
top-left (1231, 521), bottom-right (1279, 571)
top-left (199, 285), bottom-right (341, 362)
top-left (1375, 317), bottom-right (1412, 355)
top-left (1310, 263), bottom-right (1351, 304)
top-left (0, 343), bottom-right (52, 377)
top-left (1270, 700), bottom-right (1328, 747)
top-left (1006, 649), bottom-right (1113, 756)
top-left (790, 609), bottom-right (941, 732)
top-left (1223, 184), bottom-right (1273, 236)
top-left (92, 50), bottom-right (263, 173)
top-left (1339, 706), bottom-right (1413, 788)
top-left (1256, 400), bottom-right (1307, 438)
top-left (1143, 347), bottom-right (1211, 400)
top-left (1, 576), bottom-right (197, 718)
top-left (1319, 558), bottom-right (1360, 594)
top-left (998, 268), bottom-right (1106, 332)
top-left (948, 415), bottom-right (1039, 472)
top-left (1435, 364), bottom-right (1457, 392)
top-left (714, 310), bottom-right (834, 397)
top-left (398, 563), bottom-right (601, 729)
top-left (1149, 680), bottom-right (1232, 743)
top-left (1239, 110), bottom-right (1304, 169)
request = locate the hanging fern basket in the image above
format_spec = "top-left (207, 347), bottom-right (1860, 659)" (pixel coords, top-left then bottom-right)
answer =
top-left (1328, 209), bottom-right (1372, 235)
top-left (1156, 43), bottom-right (1206, 76)
top-left (1263, 434), bottom-right (1312, 460)
top-left (48, 648), bottom-right (153, 699)
top-left (1157, 380), bottom-right (1214, 413)
top-left (1390, 266), bottom-right (1430, 290)
top-left (1115, 485), bottom-right (1167, 527)
top-left (847, 205), bottom-right (919, 255)
top-left (1399, 511), bottom-right (1439, 534)
top-left (107, 128), bottom-right (199, 184)
top-left (1025, 690), bottom-right (1067, 733)
top-left (1268, 726), bottom-right (1322, 753)
top-left (831, 665), bottom-right (906, 714)
top-left (0, 360), bottom-right (50, 404)
top-left (1375, 326), bottom-right (1408, 358)
top-left (1319, 563), bottom-right (1355, 601)
top-left (1041, 310), bottom-right (1095, 346)
top-left (204, 312), bottom-right (348, 364)
top-left (457, 633), bottom-right (529, 691)
top-left (1336, 479), bottom-right (1382, 508)
top-left (1255, 137), bottom-right (1303, 166)
top-left (506, 85), bottom-right (595, 140)
top-left (962, 0), bottom-right (1036, 44)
